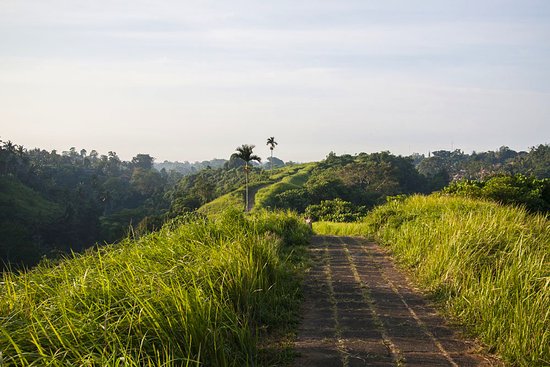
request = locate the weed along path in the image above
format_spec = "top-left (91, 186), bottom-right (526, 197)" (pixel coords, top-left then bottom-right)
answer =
top-left (293, 236), bottom-right (501, 367)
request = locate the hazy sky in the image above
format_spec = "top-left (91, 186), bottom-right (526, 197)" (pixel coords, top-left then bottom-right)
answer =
top-left (1, 1), bottom-right (549, 163)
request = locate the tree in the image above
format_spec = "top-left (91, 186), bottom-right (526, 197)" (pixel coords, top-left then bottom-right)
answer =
top-left (232, 144), bottom-right (261, 211)
top-left (266, 137), bottom-right (278, 172)
top-left (132, 154), bottom-right (154, 170)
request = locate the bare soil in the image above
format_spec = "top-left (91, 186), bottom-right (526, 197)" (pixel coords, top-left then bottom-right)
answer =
top-left (293, 236), bottom-right (502, 367)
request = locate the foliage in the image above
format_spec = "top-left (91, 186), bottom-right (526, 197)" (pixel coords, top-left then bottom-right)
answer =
top-left (415, 144), bottom-right (550, 185)
top-left (254, 165), bottom-right (313, 211)
top-left (0, 140), bottom-right (175, 268)
top-left (266, 137), bottom-right (278, 171)
top-left (312, 221), bottom-right (372, 237)
top-left (0, 210), bottom-right (310, 366)
top-left (154, 158), bottom-right (227, 175)
top-left (304, 198), bottom-right (367, 222)
top-left (261, 152), bottom-right (429, 213)
top-left (231, 145), bottom-right (262, 212)
top-left (318, 195), bottom-right (549, 366)
top-left (443, 174), bottom-right (550, 212)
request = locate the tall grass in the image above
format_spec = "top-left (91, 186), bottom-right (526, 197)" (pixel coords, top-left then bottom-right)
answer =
top-left (312, 221), bottom-right (371, 237)
top-left (317, 195), bottom-right (549, 366)
top-left (0, 209), bottom-right (310, 366)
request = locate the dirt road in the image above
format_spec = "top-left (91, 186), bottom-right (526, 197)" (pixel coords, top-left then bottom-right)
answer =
top-left (293, 236), bottom-right (501, 367)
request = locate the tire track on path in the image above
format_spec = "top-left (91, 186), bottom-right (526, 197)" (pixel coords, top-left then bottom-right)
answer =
top-left (293, 236), bottom-right (501, 367)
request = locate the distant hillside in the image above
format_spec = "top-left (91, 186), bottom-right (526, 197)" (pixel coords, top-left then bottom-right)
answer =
top-left (190, 146), bottom-right (550, 220)
top-left (0, 176), bottom-right (63, 265)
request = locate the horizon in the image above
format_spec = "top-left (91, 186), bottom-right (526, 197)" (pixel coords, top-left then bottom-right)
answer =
top-left (1, 1), bottom-right (549, 163)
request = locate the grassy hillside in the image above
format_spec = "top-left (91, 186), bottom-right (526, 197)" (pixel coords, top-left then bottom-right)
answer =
top-left (0, 176), bottom-right (62, 222)
top-left (197, 163), bottom-right (315, 217)
top-left (0, 176), bottom-right (63, 265)
top-left (254, 164), bottom-right (314, 210)
top-left (0, 210), bottom-right (310, 366)
top-left (197, 188), bottom-right (245, 217)
top-left (315, 195), bottom-right (549, 366)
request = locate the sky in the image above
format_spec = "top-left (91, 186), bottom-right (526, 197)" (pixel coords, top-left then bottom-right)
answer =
top-left (1, 0), bottom-right (549, 163)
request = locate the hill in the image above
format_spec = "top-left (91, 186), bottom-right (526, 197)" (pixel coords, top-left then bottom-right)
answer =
top-left (0, 176), bottom-right (63, 265)
top-left (0, 210), bottom-right (310, 366)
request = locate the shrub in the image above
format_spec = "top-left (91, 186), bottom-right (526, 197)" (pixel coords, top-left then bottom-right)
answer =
top-left (443, 174), bottom-right (550, 212)
top-left (305, 198), bottom-right (367, 222)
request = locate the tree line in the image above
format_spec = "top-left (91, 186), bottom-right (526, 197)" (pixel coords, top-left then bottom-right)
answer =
top-left (0, 140), bottom-right (180, 268)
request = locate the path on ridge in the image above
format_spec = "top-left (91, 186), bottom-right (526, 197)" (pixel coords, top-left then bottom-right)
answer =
top-left (293, 236), bottom-right (501, 367)
top-left (247, 183), bottom-right (270, 212)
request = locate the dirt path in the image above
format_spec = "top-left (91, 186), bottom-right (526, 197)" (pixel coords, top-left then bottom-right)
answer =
top-left (247, 184), bottom-right (269, 212)
top-left (293, 236), bottom-right (501, 367)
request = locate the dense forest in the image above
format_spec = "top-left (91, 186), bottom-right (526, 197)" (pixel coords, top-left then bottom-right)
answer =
top-left (1, 139), bottom-right (549, 269)
top-left (0, 141), bottom-right (180, 267)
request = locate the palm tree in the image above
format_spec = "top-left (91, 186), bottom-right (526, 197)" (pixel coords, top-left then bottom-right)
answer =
top-left (232, 144), bottom-right (261, 211)
top-left (266, 137), bottom-right (278, 172)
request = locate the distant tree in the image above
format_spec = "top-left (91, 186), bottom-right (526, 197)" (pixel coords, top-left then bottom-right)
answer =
top-left (232, 144), bottom-right (261, 211)
top-left (130, 168), bottom-right (163, 196)
top-left (266, 137), bottom-right (278, 172)
top-left (132, 154), bottom-right (154, 170)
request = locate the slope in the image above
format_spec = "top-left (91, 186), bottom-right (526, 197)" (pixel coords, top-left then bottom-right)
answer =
top-left (0, 210), bottom-right (311, 366)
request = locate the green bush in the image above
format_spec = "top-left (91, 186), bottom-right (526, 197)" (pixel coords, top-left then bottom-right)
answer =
top-left (305, 198), bottom-right (367, 222)
top-left (443, 174), bottom-right (550, 212)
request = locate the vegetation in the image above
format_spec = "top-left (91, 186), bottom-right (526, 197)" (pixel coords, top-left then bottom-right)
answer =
top-left (417, 144), bottom-right (550, 185)
top-left (3, 136), bottom-right (548, 269)
top-left (315, 195), bottom-right (549, 366)
top-left (154, 158), bottom-right (227, 175)
top-left (231, 145), bottom-right (262, 212)
top-left (304, 198), bottom-right (367, 222)
top-left (168, 167), bottom-right (271, 215)
top-left (256, 151), bottom-right (429, 214)
top-left (0, 210), bottom-right (311, 366)
top-left (443, 174), bottom-right (550, 213)
top-left (266, 137), bottom-right (278, 172)
top-left (253, 164), bottom-right (314, 211)
top-left (0, 141), bottom-right (182, 268)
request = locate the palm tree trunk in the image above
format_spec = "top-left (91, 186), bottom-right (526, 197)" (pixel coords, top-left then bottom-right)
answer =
top-left (245, 164), bottom-right (249, 212)
top-left (270, 149), bottom-right (273, 172)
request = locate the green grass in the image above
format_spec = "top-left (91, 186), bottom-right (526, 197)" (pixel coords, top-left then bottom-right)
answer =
top-left (197, 190), bottom-right (244, 217)
top-left (0, 209), bottom-right (310, 366)
top-left (266, 163), bottom-right (314, 182)
top-left (198, 163), bottom-right (316, 217)
top-left (0, 176), bottom-right (62, 222)
top-left (317, 194), bottom-right (549, 366)
top-left (254, 165), bottom-right (314, 210)
top-left (312, 221), bottom-right (371, 237)
top-left (197, 182), bottom-right (273, 218)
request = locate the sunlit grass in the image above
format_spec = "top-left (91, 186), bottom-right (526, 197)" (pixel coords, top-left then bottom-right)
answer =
top-left (254, 165), bottom-right (314, 210)
top-left (316, 194), bottom-right (549, 366)
top-left (312, 221), bottom-right (370, 237)
top-left (0, 210), bottom-right (310, 366)
top-left (197, 189), bottom-right (244, 217)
